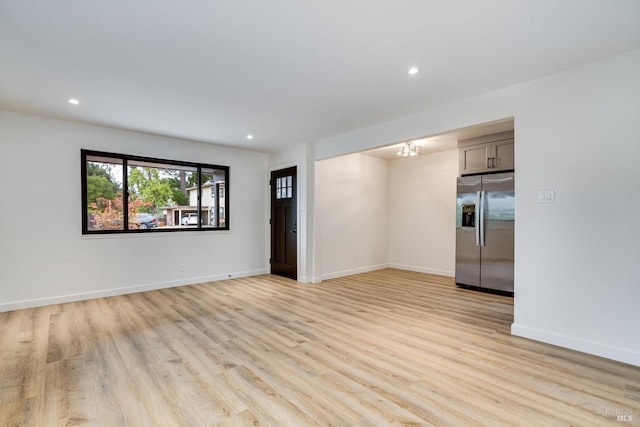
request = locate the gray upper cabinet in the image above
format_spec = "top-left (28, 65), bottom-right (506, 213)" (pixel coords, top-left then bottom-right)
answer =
top-left (459, 131), bottom-right (514, 175)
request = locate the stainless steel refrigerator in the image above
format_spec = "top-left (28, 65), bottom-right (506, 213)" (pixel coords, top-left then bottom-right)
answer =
top-left (456, 172), bottom-right (514, 295)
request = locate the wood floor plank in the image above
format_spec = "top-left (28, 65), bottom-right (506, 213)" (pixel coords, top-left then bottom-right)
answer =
top-left (1, 269), bottom-right (639, 426)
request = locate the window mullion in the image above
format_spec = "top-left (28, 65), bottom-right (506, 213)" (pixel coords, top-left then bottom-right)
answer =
top-left (197, 166), bottom-right (202, 229)
top-left (123, 156), bottom-right (129, 231)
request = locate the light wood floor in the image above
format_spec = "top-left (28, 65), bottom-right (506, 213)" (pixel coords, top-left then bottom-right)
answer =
top-left (0, 269), bottom-right (638, 426)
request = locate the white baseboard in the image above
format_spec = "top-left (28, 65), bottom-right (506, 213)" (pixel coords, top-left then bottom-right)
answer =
top-left (387, 263), bottom-right (454, 278)
top-left (314, 264), bottom-right (454, 282)
top-left (0, 268), bottom-right (268, 313)
top-left (319, 264), bottom-right (388, 281)
top-left (511, 323), bottom-right (640, 367)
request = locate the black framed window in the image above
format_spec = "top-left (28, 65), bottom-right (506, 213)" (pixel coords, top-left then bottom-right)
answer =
top-left (81, 149), bottom-right (229, 234)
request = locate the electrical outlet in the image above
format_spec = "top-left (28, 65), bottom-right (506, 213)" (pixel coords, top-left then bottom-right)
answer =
top-left (178, 263), bottom-right (185, 272)
top-left (537, 190), bottom-right (554, 203)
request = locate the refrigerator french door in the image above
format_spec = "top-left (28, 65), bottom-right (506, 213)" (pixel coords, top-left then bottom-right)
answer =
top-left (456, 172), bottom-right (514, 294)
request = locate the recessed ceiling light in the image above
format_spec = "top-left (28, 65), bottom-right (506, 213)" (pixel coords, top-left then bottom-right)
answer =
top-left (408, 67), bottom-right (419, 76)
top-left (246, 134), bottom-right (254, 140)
top-left (68, 98), bottom-right (79, 105)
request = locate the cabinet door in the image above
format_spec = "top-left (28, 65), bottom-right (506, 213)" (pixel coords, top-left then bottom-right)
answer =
top-left (493, 139), bottom-right (514, 170)
top-left (460, 143), bottom-right (491, 175)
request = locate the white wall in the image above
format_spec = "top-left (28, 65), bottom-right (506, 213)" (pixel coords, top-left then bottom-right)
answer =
top-left (0, 111), bottom-right (269, 311)
top-left (315, 153), bottom-right (389, 280)
top-left (511, 50), bottom-right (640, 366)
top-left (312, 148), bottom-right (458, 280)
top-left (312, 49), bottom-right (640, 366)
top-left (388, 150), bottom-right (459, 276)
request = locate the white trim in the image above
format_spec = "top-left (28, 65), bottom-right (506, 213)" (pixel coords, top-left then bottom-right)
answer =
top-left (0, 268), bottom-right (268, 313)
top-left (511, 323), bottom-right (640, 367)
top-left (387, 263), bottom-right (454, 278)
top-left (81, 229), bottom-right (232, 240)
top-left (319, 264), bottom-right (388, 281)
top-left (312, 264), bottom-right (453, 283)
top-left (267, 161), bottom-right (299, 173)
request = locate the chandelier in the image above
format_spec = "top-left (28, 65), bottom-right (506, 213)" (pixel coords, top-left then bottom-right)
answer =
top-left (397, 141), bottom-right (420, 157)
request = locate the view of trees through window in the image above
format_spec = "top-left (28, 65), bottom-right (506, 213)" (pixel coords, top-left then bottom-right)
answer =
top-left (83, 150), bottom-right (228, 233)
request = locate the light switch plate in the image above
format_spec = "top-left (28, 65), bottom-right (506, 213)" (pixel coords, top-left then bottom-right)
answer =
top-left (537, 190), bottom-right (554, 203)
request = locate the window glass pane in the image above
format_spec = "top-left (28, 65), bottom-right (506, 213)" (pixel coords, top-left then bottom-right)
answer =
top-left (127, 161), bottom-right (196, 230)
top-left (86, 156), bottom-right (124, 231)
top-left (82, 150), bottom-right (229, 234)
top-left (287, 175), bottom-right (292, 187)
top-left (202, 167), bottom-right (227, 228)
top-left (287, 187), bottom-right (292, 198)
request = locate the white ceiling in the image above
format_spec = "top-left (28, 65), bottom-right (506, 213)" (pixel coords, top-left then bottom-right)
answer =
top-left (1, 1), bottom-right (639, 153)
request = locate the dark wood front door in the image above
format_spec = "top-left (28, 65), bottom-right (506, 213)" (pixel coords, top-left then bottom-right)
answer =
top-left (270, 167), bottom-right (297, 280)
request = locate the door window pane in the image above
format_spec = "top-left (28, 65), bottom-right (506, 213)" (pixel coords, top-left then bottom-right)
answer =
top-left (275, 175), bottom-right (293, 199)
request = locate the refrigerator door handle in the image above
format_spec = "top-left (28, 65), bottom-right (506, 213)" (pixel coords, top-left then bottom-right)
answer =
top-left (479, 190), bottom-right (485, 247)
top-left (475, 191), bottom-right (481, 246)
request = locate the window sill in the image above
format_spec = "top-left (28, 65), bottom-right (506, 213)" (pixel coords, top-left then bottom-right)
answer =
top-left (81, 229), bottom-right (231, 240)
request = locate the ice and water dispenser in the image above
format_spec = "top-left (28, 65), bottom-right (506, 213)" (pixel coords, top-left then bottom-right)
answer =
top-left (461, 204), bottom-right (475, 228)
